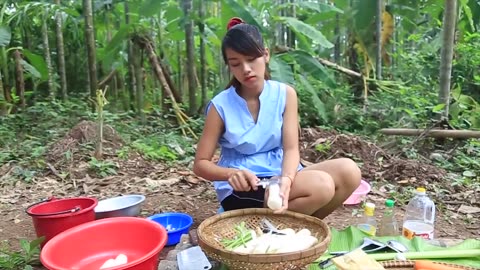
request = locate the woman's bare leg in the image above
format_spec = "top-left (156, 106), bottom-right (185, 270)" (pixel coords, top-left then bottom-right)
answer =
top-left (287, 158), bottom-right (361, 219)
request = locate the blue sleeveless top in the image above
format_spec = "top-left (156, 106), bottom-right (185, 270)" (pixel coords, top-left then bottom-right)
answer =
top-left (206, 80), bottom-right (302, 202)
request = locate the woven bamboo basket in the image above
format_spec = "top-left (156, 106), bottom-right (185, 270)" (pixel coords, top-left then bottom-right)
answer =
top-left (197, 208), bottom-right (331, 270)
top-left (381, 260), bottom-right (479, 270)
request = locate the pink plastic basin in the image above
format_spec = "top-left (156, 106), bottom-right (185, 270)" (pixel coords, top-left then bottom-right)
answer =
top-left (343, 179), bottom-right (371, 205)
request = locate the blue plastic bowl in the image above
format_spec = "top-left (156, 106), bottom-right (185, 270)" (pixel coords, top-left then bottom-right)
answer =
top-left (147, 212), bottom-right (194, 246)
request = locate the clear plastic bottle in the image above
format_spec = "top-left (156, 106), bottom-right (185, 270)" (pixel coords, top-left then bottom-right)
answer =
top-left (402, 187), bottom-right (436, 240)
top-left (378, 199), bottom-right (398, 236)
top-left (357, 202), bottom-right (377, 236)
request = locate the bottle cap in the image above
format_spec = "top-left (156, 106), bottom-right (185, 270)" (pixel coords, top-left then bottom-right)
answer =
top-left (364, 202), bottom-right (375, 216)
top-left (416, 187), bottom-right (426, 193)
top-left (385, 199), bottom-right (394, 207)
top-left (364, 202), bottom-right (375, 210)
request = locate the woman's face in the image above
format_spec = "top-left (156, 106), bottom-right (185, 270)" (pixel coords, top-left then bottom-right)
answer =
top-left (225, 48), bottom-right (269, 89)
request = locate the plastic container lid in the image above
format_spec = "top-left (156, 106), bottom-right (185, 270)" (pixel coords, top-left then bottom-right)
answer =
top-left (385, 199), bottom-right (394, 207)
top-left (365, 202), bottom-right (375, 209)
top-left (416, 187), bottom-right (426, 193)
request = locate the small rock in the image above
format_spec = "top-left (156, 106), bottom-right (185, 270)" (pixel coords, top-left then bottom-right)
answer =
top-left (157, 260), bottom-right (178, 270)
top-left (166, 249), bottom-right (180, 261)
top-left (174, 234), bottom-right (192, 251)
top-left (458, 205), bottom-right (480, 214)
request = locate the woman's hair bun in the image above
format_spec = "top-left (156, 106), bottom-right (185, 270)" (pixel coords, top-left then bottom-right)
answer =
top-left (227, 17), bottom-right (244, 30)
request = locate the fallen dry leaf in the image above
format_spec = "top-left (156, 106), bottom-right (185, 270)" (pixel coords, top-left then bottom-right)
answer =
top-left (145, 177), bottom-right (180, 187)
top-left (185, 176), bottom-right (201, 184)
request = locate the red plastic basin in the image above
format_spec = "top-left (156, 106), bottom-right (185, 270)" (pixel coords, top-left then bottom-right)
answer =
top-left (40, 217), bottom-right (167, 270)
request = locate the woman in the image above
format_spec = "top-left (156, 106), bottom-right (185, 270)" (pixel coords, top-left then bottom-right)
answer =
top-left (193, 17), bottom-right (361, 219)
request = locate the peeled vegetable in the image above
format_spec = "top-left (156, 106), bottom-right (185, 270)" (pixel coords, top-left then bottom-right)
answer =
top-left (221, 222), bottom-right (319, 254)
top-left (267, 183), bottom-right (283, 210)
top-left (99, 254), bottom-right (128, 269)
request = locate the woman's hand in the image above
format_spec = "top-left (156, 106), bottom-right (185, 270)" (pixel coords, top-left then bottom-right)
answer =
top-left (228, 169), bottom-right (259, 192)
top-left (273, 176), bottom-right (293, 213)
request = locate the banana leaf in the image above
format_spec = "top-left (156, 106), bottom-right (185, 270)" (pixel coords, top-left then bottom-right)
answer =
top-left (307, 226), bottom-right (480, 270)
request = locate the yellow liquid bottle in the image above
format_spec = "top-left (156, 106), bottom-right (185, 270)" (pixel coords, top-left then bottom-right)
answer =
top-left (357, 202), bottom-right (377, 236)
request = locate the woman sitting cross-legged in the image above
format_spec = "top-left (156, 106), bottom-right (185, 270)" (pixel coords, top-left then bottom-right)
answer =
top-left (193, 17), bottom-right (361, 219)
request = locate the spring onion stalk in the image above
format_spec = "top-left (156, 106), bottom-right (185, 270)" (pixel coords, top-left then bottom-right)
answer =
top-left (220, 222), bottom-right (253, 250)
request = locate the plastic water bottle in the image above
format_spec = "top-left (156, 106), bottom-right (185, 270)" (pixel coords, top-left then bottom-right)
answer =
top-left (402, 187), bottom-right (436, 240)
top-left (378, 199), bottom-right (398, 236)
top-left (357, 202), bottom-right (377, 236)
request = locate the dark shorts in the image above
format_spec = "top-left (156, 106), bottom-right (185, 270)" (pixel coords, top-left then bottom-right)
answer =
top-left (220, 176), bottom-right (272, 211)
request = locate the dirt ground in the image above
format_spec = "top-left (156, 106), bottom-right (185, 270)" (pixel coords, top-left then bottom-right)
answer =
top-left (0, 122), bottom-right (479, 268)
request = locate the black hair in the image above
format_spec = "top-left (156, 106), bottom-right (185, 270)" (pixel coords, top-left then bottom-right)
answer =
top-left (221, 23), bottom-right (270, 89)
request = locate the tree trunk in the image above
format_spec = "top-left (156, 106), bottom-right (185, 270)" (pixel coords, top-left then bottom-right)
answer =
top-left (84, 0), bottom-right (98, 106)
top-left (375, 0), bottom-right (383, 80)
top-left (41, 12), bottom-right (55, 100)
top-left (54, 0), bottom-right (67, 101)
top-left (0, 48), bottom-right (9, 115)
top-left (133, 43), bottom-right (145, 123)
top-left (182, 0), bottom-right (197, 115)
top-left (177, 42), bottom-right (183, 98)
top-left (14, 50), bottom-right (25, 109)
top-left (128, 41), bottom-right (137, 112)
top-left (198, 0), bottom-right (207, 112)
top-left (334, 12), bottom-right (340, 63)
top-left (124, 2), bottom-right (136, 112)
top-left (0, 70), bottom-right (6, 115)
top-left (159, 60), bottom-right (182, 103)
top-left (286, 0), bottom-right (296, 49)
top-left (104, 6), bottom-right (118, 106)
top-left (22, 26), bottom-right (32, 51)
top-left (392, 15), bottom-right (398, 75)
top-left (438, 0), bottom-right (457, 120)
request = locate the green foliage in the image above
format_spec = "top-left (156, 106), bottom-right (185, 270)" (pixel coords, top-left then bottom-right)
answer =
top-left (88, 157), bottom-right (118, 178)
top-left (0, 237), bottom-right (44, 270)
top-left (0, 25), bottom-right (11, 46)
top-left (0, 99), bottom-right (92, 181)
top-left (131, 132), bottom-right (195, 163)
top-left (434, 139), bottom-right (480, 187)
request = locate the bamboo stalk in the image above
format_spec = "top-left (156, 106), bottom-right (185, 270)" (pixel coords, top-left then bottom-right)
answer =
top-left (14, 50), bottom-right (25, 109)
top-left (98, 69), bottom-right (117, 89)
top-left (141, 38), bottom-right (198, 140)
top-left (318, 57), bottom-right (362, 78)
top-left (380, 128), bottom-right (480, 139)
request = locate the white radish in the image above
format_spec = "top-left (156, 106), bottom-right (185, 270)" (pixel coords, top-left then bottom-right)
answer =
top-left (99, 259), bottom-right (116, 269)
top-left (115, 254), bottom-right (128, 265)
top-left (276, 235), bottom-right (318, 253)
top-left (251, 234), bottom-right (273, 254)
top-left (267, 183), bottom-right (283, 210)
top-left (296, 228), bottom-right (312, 237)
top-left (99, 254), bottom-right (128, 269)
